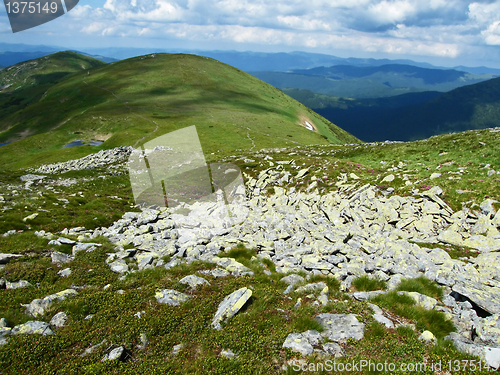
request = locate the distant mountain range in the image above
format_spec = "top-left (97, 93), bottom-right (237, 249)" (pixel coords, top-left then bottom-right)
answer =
top-left (2, 43), bottom-right (500, 144)
top-left (252, 64), bottom-right (498, 98)
top-left (2, 42), bottom-right (500, 74)
top-left (285, 77), bottom-right (500, 141)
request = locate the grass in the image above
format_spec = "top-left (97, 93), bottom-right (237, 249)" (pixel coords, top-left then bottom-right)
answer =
top-left (351, 275), bottom-right (387, 292)
top-left (395, 276), bottom-right (444, 300)
top-left (0, 61), bottom-right (499, 372)
top-left (370, 291), bottom-right (455, 340)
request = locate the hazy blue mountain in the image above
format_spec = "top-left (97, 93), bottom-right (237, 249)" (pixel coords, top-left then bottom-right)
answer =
top-left (286, 77), bottom-right (500, 141)
top-left (252, 64), bottom-right (497, 98)
top-left (0, 51), bottom-right (54, 68)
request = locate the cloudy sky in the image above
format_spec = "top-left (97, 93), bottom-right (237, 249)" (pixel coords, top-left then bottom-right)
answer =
top-left (2, 0), bottom-right (500, 67)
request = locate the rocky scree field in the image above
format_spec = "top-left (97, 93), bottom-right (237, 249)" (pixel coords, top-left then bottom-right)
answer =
top-left (1, 127), bottom-right (500, 374)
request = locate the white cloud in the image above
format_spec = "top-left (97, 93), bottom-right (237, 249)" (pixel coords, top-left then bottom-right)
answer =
top-left (12, 0), bottom-right (496, 64)
top-left (469, 2), bottom-right (500, 45)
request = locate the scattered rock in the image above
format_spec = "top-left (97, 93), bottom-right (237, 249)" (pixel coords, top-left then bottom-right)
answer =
top-left (0, 253), bottom-right (23, 264)
top-left (282, 332), bottom-right (314, 355)
top-left (50, 312), bottom-right (69, 328)
top-left (11, 321), bottom-right (54, 336)
top-left (220, 349), bottom-right (237, 359)
top-left (102, 346), bottom-right (128, 362)
top-left (23, 289), bottom-right (78, 317)
top-left (211, 287), bottom-right (252, 330)
top-left (418, 330), bottom-right (437, 345)
top-left (51, 251), bottom-right (74, 264)
top-left (155, 289), bottom-right (190, 306)
top-left (179, 275), bottom-right (210, 289)
top-left (57, 268), bottom-right (72, 277)
top-left (6, 280), bottom-right (32, 289)
top-left (314, 314), bottom-right (365, 342)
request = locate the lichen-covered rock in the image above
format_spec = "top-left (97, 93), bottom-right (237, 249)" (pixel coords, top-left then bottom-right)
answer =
top-left (282, 333), bottom-right (313, 355)
top-left (398, 291), bottom-right (438, 310)
top-left (11, 321), bottom-right (54, 336)
top-left (211, 257), bottom-right (254, 277)
top-left (109, 259), bottom-right (129, 274)
top-left (211, 287), bottom-right (252, 330)
top-left (474, 314), bottom-right (500, 347)
top-left (50, 312), bottom-right (69, 328)
top-left (438, 230), bottom-right (465, 247)
top-left (452, 281), bottom-right (500, 315)
top-left (24, 289), bottom-right (78, 317)
top-left (51, 251), bottom-right (74, 264)
top-left (419, 330), bottom-right (437, 345)
top-left (445, 333), bottom-right (500, 370)
top-left (464, 235), bottom-right (500, 252)
top-left (179, 275), bottom-right (210, 288)
top-left (350, 291), bottom-right (386, 301)
top-left (6, 280), bottom-right (32, 289)
top-left (314, 314), bottom-right (365, 342)
top-left (155, 289), bottom-right (190, 306)
top-left (102, 346), bottom-right (127, 362)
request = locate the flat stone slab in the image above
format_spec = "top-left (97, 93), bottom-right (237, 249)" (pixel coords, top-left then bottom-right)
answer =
top-left (452, 281), bottom-right (500, 315)
top-left (211, 287), bottom-right (252, 330)
top-left (314, 313), bottom-right (365, 342)
top-left (155, 289), bottom-right (190, 306)
top-left (350, 291), bottom-right (386, 301)
top-left (0, 253), bottom-right (23, 264)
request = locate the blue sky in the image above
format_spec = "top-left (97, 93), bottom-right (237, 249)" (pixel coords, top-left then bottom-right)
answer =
top-left (1, 0), bottom-right (500, 67)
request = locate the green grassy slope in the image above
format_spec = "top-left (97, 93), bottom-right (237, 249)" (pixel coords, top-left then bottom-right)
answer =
top-left (0, 51), bottom-right (105, 93)
top-left (0, 52), bottom-right (106, 142)
top-left (0, 53), bottom-right (359, 170)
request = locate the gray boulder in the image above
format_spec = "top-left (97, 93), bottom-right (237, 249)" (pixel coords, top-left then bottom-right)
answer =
top-left (155, 289), bottom-right (190, 306)
top-left (11, 321), bottom-right (54, 336)
top-left (314, 313), bottom-right (365, 342)
top-left (0, 253), bottom-right (23, 264)
top-left (23, 289), bottom-right (78, 317)
top-left (50, 312), bottom-right (69, 328)
top-left (179, 275), bottom-right (210, 289)
top-left (282, 332), bottom-right (314, 355)
top-left (211, 287), bottom-right (252, 330)
top-left (51, 251), bottom-right (74, 264)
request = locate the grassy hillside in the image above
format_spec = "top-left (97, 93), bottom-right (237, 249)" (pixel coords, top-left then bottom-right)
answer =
top-left (0, 52), bottom-right (106, 142)
top-left (0, 52), bottom-right (358, 170)
top-left (0, 51), bottom-right (105, 93)
top-left (252, 65), bottom-right (495, 99)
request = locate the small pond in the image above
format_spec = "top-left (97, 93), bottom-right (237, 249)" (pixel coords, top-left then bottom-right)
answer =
top-left (63, 140), bottom-right (104, 148)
